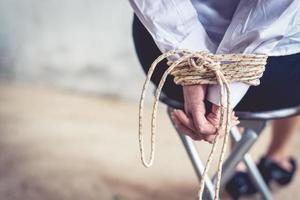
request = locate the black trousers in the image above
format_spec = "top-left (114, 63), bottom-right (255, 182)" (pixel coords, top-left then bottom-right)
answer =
top-left (132, 15), bottom-right (300, 112)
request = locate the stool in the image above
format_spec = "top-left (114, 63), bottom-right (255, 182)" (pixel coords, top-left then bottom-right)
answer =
top-left (159, 92), bottom-right (300, 200)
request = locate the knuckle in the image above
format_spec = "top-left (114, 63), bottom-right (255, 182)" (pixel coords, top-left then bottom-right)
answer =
top-left (196, 125), bottom-right (206, 134)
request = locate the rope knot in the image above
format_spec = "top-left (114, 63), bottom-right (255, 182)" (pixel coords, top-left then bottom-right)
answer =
top-left (191, 53), bottom-right (221, 72)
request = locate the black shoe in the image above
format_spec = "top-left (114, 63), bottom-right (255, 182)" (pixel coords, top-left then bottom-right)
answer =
top-left (226, 157), bottom-right (297, 199)
top-left (225, 171), bottom-right (257, 200)
top-left (258, 157), bottom-right (297, 186)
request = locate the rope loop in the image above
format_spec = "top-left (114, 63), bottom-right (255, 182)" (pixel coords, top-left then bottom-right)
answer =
top-left (138, 49), bottom-right (268, 199)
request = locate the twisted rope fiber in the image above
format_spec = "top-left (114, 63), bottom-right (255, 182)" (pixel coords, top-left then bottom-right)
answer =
top-left (138, 49), bottom-right (267, 199)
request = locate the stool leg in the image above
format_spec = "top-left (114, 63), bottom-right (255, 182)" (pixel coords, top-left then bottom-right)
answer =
top-left (244, 154), bottom-right (273, 200)
top-left (167, 107), bottom-right (215, 200)
top-left (231, 126), bottom-right (273, 200)
top-left (216, 128), bottom-right (258, 186)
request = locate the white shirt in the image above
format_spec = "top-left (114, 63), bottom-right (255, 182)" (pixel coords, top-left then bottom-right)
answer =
top-left (129, 0), bottom-right (300, 107)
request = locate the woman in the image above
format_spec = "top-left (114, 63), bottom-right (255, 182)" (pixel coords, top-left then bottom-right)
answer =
top-left (129, 0), bottom-right (300, 198)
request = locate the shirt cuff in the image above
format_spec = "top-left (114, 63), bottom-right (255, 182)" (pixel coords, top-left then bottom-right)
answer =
top-left (175, 25), bottom-right (247, 109)
top-left (206, 82), bottom-right (250, 108)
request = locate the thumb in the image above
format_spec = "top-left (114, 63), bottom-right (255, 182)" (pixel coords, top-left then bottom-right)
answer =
top-left (192, 105), bottom-right (216, 135)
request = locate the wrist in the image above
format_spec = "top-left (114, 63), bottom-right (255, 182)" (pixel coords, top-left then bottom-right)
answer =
top-left (183, 84), bottom-right (207, 102)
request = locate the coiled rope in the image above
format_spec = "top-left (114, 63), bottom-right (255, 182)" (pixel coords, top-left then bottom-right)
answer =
top-left (138, 49), bottom-right (267, 199)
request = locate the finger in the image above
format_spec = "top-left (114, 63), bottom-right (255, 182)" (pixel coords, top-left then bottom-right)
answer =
top-left (173, 111), bottom-right (220, 142)
top-left (191, 106), bottom-right (216, 135)
top-left (171, 113), bottom-right (203, 141)
top-left (173, 109), bottom-right (196, 131)
top-left (212, 104), bottom-right (238, 119)
top-left (203, 134), bottom-right (216, 144)
top-left (206, 112), bottom-right (220, 128)
top-left (207, 114), bottom-right (238, 128)
top-left (211, 104), bottom-right (221, 117)
top-left (203, 131), bottom-right (228, 143)
top-left (203, 129), bottom-right (229, 143)
top-left (177, 123), bottom-right (204, 141)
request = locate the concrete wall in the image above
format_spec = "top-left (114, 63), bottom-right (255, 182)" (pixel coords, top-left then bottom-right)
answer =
top-left (0, 0), bottom-right (147, 99)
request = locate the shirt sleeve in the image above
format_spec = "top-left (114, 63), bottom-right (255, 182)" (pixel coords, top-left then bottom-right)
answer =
top-left (128, 0), bottom-right (216, 53)
top-left (129, 0), bottom-right (235, 107)
top-left (206, 0), bottom-right (300, 108)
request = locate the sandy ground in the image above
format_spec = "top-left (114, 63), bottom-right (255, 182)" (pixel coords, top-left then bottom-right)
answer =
top-left (0, 81), bottom-right (299, 200)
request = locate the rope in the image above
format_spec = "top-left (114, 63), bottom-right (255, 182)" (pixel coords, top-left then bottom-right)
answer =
top-left (138, 49), bottom-right (267, 199)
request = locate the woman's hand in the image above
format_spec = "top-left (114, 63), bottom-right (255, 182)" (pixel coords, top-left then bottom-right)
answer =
top-left (171, 85), bottom-right (239, 143)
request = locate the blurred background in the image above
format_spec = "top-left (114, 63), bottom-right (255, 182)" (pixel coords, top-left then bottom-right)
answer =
top-left (0, 1), bottom-right (299, 200)
top-left (0, 0), bottom-right (143, 98)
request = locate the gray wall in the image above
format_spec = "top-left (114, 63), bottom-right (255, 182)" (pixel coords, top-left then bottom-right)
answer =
top-left (0, 0), bottom-right (148, 99)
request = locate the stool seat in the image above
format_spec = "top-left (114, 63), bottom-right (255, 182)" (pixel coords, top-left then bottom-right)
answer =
top-left (159, 92), bottom-right (300, 120)
top-left (235, 106), bottom-right (300, 120)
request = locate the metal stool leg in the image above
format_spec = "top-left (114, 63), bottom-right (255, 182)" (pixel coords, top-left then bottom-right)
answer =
top-left (167, 107), bottom-right (273, 200)
top-left (216, 128), bottom-right (258, 185)
top-left (167, 107), bottom-right (215, 200)
top-left (231, 126), bottom-right (273, 200)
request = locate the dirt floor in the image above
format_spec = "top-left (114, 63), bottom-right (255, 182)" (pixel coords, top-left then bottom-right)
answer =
top-left (0, 81), bottom-right (299, 200)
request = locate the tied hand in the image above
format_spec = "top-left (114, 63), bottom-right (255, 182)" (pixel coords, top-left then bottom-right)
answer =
top-left (171, 85), bottom-right (239, 143)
